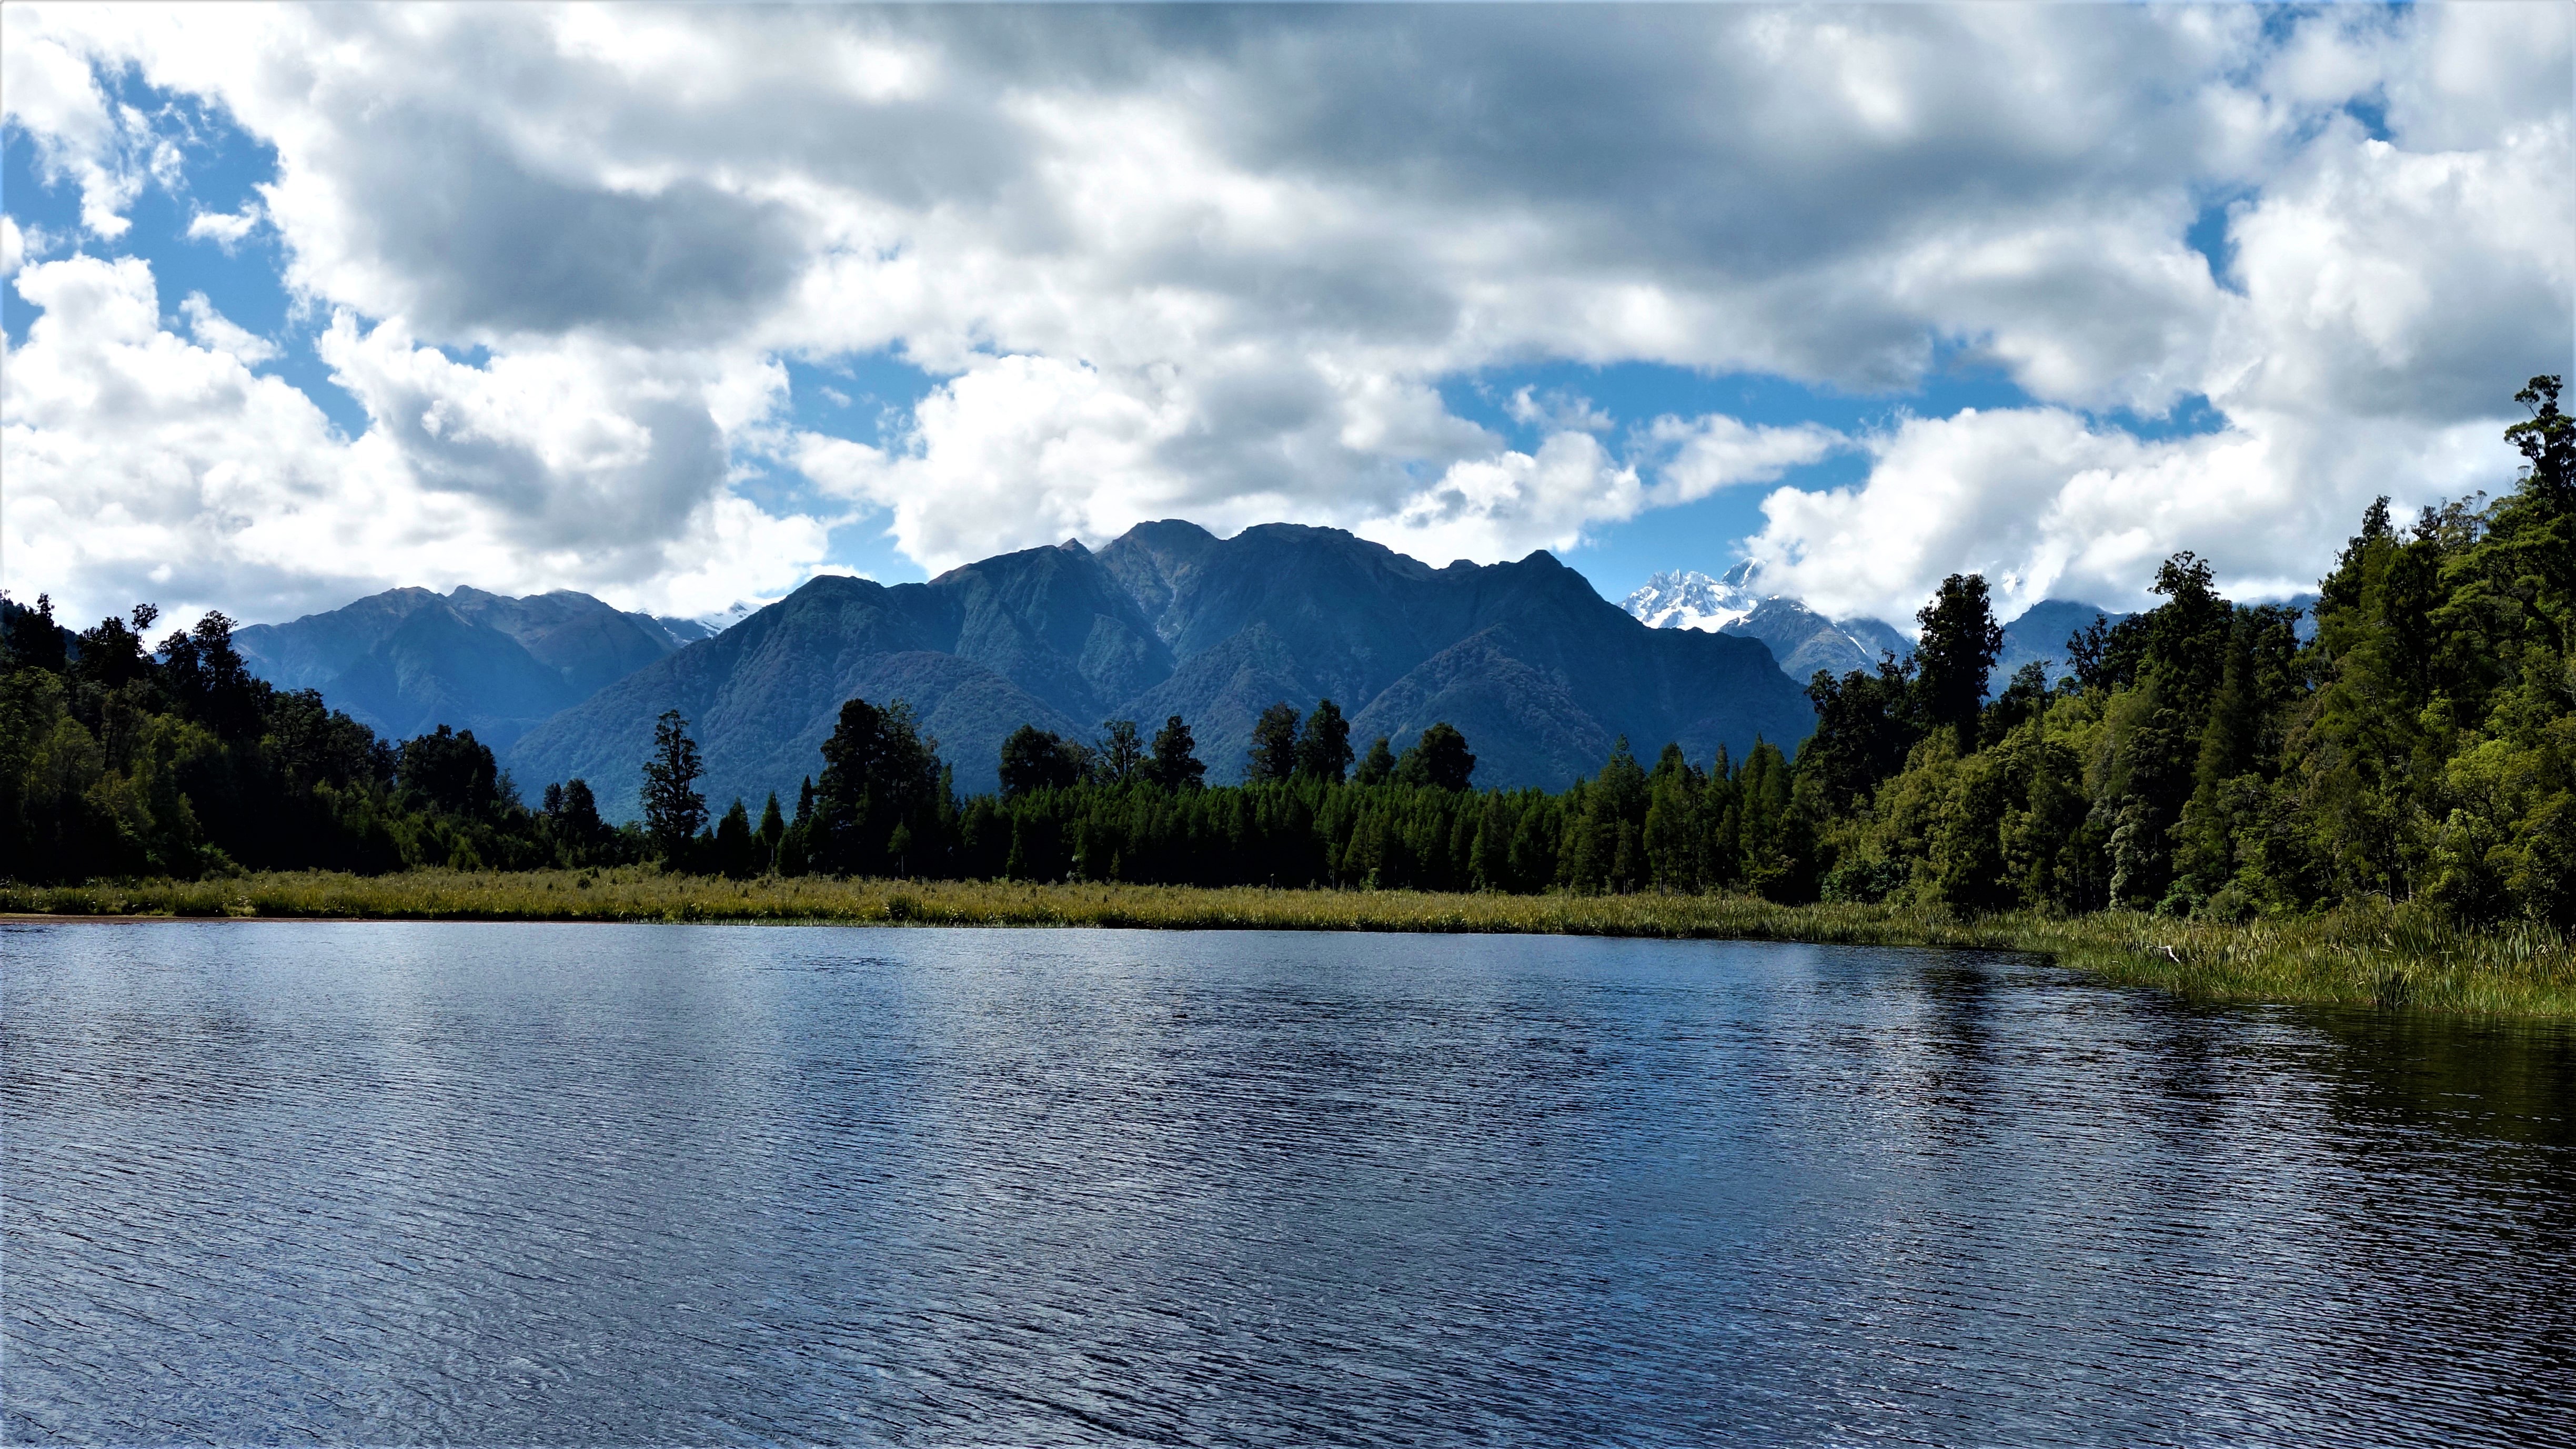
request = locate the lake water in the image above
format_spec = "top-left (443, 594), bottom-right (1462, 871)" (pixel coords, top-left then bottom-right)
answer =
top-left (4, 922), bottom-right (2572, 1446)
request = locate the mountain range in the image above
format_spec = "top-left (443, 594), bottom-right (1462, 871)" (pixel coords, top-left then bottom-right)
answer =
top-left (231, 532), bottom-right (2208, 825)
top-left (1623, 564), bottom-right (1915, 682)
top-left (1624, 564), bottom-right (2140, 691)
top-left (234, 588), bottom-right (710, 750)
top-left (508, 522), bottom-right (1818, 817)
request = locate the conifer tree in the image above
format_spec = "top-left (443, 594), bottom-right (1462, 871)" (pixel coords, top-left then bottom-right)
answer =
top-left (1144, 715), bottom-right (1205, 791)
top-left (1245, 702), bottom-right (1301, 783)
top-left (1296, 699), bottom-right (1354, 783)
top-left (641, 710), bottom-right (708, 863)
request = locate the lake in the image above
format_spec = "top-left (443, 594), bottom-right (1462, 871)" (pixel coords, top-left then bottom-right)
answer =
top-left (4, 921), bottom-right (2571, 1446)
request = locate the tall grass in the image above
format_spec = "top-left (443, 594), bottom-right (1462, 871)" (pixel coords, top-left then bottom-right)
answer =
top-left (7, 870), bottom-right (2572, 1018)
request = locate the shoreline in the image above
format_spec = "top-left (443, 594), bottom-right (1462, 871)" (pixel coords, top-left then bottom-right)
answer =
top-left (6, 869), bottom-right (2572, 1019)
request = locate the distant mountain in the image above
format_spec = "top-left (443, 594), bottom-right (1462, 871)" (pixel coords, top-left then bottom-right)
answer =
top-left (234, 587), bottom-right (700, 749)
top-left (511, 523), bottom-right (1817, 819)
top-left (1994, 599), bottom-right (2125, 687)
top-left (1624, 564), bottom-right (1913, 685)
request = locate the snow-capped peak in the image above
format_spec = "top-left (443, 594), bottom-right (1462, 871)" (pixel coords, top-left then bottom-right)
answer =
top-left (1622, 562), bottom-right (1765, 633)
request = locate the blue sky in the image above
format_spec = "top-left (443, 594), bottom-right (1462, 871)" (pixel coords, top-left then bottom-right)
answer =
top-left (3, 4), bottom-right (2564, 629)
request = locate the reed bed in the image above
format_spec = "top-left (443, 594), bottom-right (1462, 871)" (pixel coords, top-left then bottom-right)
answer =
top-left (7, 870), bottom-right (2573, 1019)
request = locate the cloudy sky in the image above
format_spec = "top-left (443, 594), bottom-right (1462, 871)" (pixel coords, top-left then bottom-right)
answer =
top-left (3, 3), bottom-right (2568, 633)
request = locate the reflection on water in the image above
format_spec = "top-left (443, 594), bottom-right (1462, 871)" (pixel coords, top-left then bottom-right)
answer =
top-left (4, 922), bottom-right (2571, 1446)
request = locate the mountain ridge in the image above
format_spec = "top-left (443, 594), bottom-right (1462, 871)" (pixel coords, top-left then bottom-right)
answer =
top-left (511, 522), bottom-right (1817, 818)
top-left (234, 587), bottom-right (701, 749)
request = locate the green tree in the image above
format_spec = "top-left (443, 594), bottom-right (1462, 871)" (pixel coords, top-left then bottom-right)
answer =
top-left (813, 696), bottom-right (945, 876)
top-left (713, 798), bottom-right (758, 879)
top-left (1914, 572), bottom-right (2004, 742)
top-left (1395, 722), bottom-right (1475, 791)
top-left (1296, 699), bottom-right (1354, 782)
top-left (757, 791), bottom-right (786, 866)
top-left (640, 710), bottom-right (708, 862)
top-left (1355, 736), bottom-right (1395, 786)
top-left (1245, 702), bottom-right (1301, 783)
top-left (1095, 719), bottom-right (1145, 786)
top-left (1144, 715), bottom-right (1205, 791)
top-left (1000, 725), bottom-right (1086, 797)
top-left (402, 725), bottom-right (502, 818)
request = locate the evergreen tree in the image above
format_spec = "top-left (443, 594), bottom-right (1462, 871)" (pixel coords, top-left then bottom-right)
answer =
top-left (1355, 736), bottom-right (1395, 786)
top-left (1245, 702), bottom-right (1301, 783)
top-left (641, 710), bottom-right (708, 863)
top-left (1798, 654), bottom-right (1919, 812)
top-left (1913, 573), bottom-right (2004, 742)
top-left (1, 593), bottom-right (68, 674)
top-left (1095, 719), bottom-right (1145, 786)
top-left (1000, 725), bottom-right (1086, 797)
top-left (713, 798), bottom-right (757, 879)
top-left (1395, 722), bottom-right (1475, 790)
top-left (402, 725), bottom-right (502, 818)
top-left (1296, 699), bottom-right (1353, 782)
top-left (758, 792), bottom-right (786, 866)
top-left (812, 696), bottom-right (945, 876)
top-left (1144, 715), bottom-right (1205, 791)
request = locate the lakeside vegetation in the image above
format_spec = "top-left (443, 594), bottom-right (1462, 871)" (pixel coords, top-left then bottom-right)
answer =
top-left (9, 868), bottom-right (2574, 1018)
top-left (2, 377), bottom-right (2568, 1017)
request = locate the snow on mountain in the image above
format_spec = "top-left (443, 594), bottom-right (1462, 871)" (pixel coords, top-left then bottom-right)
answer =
top-left (1623, 564), bottom-right (1907, 683)
top-left (1621, 561), bottom-right (1763, 632)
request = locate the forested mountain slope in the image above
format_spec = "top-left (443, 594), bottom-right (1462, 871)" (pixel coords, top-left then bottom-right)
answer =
top-left (234, 588), bottom-right (702, 749)
top-left (511, 525), bottom-right (1816, 816)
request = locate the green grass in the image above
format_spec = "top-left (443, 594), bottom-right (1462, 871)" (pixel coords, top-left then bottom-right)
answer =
top-left (8, 869), bottom-right (2574, 1019)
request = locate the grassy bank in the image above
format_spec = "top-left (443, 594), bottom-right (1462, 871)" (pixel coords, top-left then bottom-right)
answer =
top-left (7, 869), bottom-right (2573, 1019)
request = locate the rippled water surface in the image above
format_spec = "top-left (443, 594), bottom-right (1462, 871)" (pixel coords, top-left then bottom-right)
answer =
top-left (6, 922), bottom-right (2574, 1446)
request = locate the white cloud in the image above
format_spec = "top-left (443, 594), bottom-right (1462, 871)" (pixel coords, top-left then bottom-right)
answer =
top-left (0, 13), bottom-right (140, 238)
top-left (3, 253), bottom-right (829, 626)
top-left (177, 291), bottom-right (276, 364)
top-left (184, 203), bottom-right (261, 251)
top-left (0, 1), bottom-right (2564, 624)
top-left (1362, 432), bottom-right (1640, 566)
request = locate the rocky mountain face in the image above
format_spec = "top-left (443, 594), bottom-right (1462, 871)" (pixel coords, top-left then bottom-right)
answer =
top-left (1623, 564), bottom-right (1915, 685)
top-left (1624, 566), bottom-right (2158, 693)
top-left (234, 588), bottom-right (703, 750)
top-left (510, 523), bottom-right (1818, 818)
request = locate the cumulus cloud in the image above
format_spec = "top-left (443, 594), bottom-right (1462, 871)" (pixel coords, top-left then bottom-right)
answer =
top-left (183, 203), bottom-right (260, 250)
top-left (1, 1), bottom-right (2566, 625)
top-left (2, 253), bottom-right (828, 626)
top-left (177, 291), bottom-right (275, 364)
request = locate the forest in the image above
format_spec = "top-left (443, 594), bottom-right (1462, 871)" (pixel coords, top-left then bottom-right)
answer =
top-left (3, 376), bottom-right (2567, 928)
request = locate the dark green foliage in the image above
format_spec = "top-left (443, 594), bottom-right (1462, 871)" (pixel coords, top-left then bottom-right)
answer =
top-left (1144, 715), bottom-right (1205, 791)
top-left (543, 778), bottom-right (615, 866)
top-left (2, 594), bottom-right (70, 675)
top-left (1297, 699), bottom-right (1353, 783)
top-left (1000, 724), bottom-right (1089, 797)
top-left (1800, 654), bottom-right (1919, 813)
top-left (0, 598), bottom-right (583, 880)
top-left (811, 697), bottom-right (948, 877)
top-left (401, 726), bottom-right (503, 818)
top-left (758, 792), bottom-right (786, 861)
top-left (1395, 722), bottom-right (1475, 791)
top-left (1914, 572), bottom-right (2005, 741)
top-left (1095, 720), bottom-right (1144, 786)
top-left (713, 798), bottom-right (759, 879)
top-left (1245, 702), bottom-right (1301, 783)
top-left (1799, 376), bottom-right (2575, 925)
top-left (1355, 735), bottom-right (1394, 786)
top-left (640, 710), bottom-right (708, 860)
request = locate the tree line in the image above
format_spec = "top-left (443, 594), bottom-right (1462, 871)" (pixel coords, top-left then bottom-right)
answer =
top-left (3, 377), bottom-right (2566, 925)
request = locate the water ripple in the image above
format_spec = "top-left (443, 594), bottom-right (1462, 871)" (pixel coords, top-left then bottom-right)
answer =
top-left (5, 922), bottom-right (2572, 1446)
